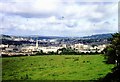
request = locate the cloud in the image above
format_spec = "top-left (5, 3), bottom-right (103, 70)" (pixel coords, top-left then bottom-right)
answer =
top-left (0, 0), bottom-right (118, 36)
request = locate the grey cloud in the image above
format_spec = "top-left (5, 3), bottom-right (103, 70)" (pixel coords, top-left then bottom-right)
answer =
top-left (0, 0), bottom-right (118, 36)
top-left (4, 12), bottom-right (57, 18)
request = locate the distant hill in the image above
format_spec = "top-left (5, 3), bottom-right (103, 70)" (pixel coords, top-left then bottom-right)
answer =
top-left (28, 36), bottom-right (65, 40)
top-left (82, 33), bottom-right (113, 39)
top-left (0, 33), bottom-right (113, 40)
top-left (0, 33), bottom-right (113, 45)
top-left (0, 34), bottom-right (11, 39)
top-left (0, 34), bottom-right (67, 40)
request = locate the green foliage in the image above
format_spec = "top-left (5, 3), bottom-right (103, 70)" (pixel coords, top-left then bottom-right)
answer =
top-left (104, 33), bottom-right (120, 65)
top-left (105, 45), bottom-right (116, 64)
top-left (102, 33), bottom-right (120, 82)
top-left (58, 48), bottom-right (78, 55)
top-left (36, 50), bottom-right (43, 55)
top-left (2, 55), bottom-right (114, 80)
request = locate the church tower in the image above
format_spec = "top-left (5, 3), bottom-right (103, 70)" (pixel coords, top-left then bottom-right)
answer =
top-left (36, 40), bottom-right (38, 48)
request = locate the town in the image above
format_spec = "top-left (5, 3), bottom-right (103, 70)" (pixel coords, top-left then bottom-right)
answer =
top-left (0, 34), bottom-right (111, 56)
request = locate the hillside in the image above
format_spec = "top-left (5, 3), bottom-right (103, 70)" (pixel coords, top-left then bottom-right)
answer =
top-left (0, 33), bottom-right (113, 40)
top-left (82, 33), bottom-right (113, 39)
top-left (0, 33), bottom-right (113, 45)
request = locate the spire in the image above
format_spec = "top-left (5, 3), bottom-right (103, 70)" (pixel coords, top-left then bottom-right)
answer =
top-left (36, 35), bottom-right (39, 48)
top-left (36, 40), bottom-right (38, 48)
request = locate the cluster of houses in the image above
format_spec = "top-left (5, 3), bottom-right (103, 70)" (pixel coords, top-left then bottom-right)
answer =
top-left (0, 40), bottom-right (107, 56)
top-left (73, 43), bottom-right (106, 53)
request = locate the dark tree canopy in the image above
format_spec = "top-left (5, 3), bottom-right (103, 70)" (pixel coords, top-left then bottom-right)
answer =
top-left (102, 33), bottom-right (120, 82)
top-left (104, 33), bottom-right (120, 65)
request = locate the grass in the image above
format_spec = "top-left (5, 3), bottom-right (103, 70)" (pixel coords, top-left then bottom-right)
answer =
top-left (2, 55), bottom-right (114, 80)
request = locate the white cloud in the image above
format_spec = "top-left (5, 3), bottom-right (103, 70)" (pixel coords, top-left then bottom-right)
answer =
top-left (0, 0), bottom-right (118, 36)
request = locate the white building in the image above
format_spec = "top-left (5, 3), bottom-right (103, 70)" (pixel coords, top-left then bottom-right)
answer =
top-left (0, 44), bottom-right (8, 48)
top-left (38, 46), bottom-right (62, 53)
top-left (73, 43), bottom-right (106, 53)
top-left (21, 46), bottom-right (37, 52)
top-left (21, 40), bottom-right (39, 53)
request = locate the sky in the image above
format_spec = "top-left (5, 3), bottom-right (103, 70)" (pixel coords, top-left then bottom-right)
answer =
top-left (0, 0), bottom-right (119, 37)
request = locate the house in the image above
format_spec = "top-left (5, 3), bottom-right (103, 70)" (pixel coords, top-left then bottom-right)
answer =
top-left (38, 46), bottom-right (62, 53)
top-left (21, 46), bottom-right (38, 52)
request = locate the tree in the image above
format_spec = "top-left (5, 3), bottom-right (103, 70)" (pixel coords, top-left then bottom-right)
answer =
top-left (104, 33), bottom-right (120, 65)
top-left (111, 33), bottom-right (120, 67)
top-left (104, 45), bottom-right (116, 64)
top-left (58, 48), bottom-right (77, 55)
top-left (36, 50), bottom-right (43, 55)
top-left (102, 33), bottom-right (120, 82)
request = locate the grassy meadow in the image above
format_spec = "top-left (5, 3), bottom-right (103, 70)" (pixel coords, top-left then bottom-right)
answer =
top-left (2, 55), bottom-right (114, 80)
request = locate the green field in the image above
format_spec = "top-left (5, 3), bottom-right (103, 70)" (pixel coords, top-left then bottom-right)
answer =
top-left (2, 55), bottom-right (114, 80)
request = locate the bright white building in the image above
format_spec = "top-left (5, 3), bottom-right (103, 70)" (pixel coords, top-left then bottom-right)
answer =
top-left (0, 44), bottom-right (8, 48)
top-left (38, 46), bottom-right (62, 53)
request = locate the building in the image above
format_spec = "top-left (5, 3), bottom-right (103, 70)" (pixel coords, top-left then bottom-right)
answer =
top-left (38, 46), bottom-right (62, 53)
